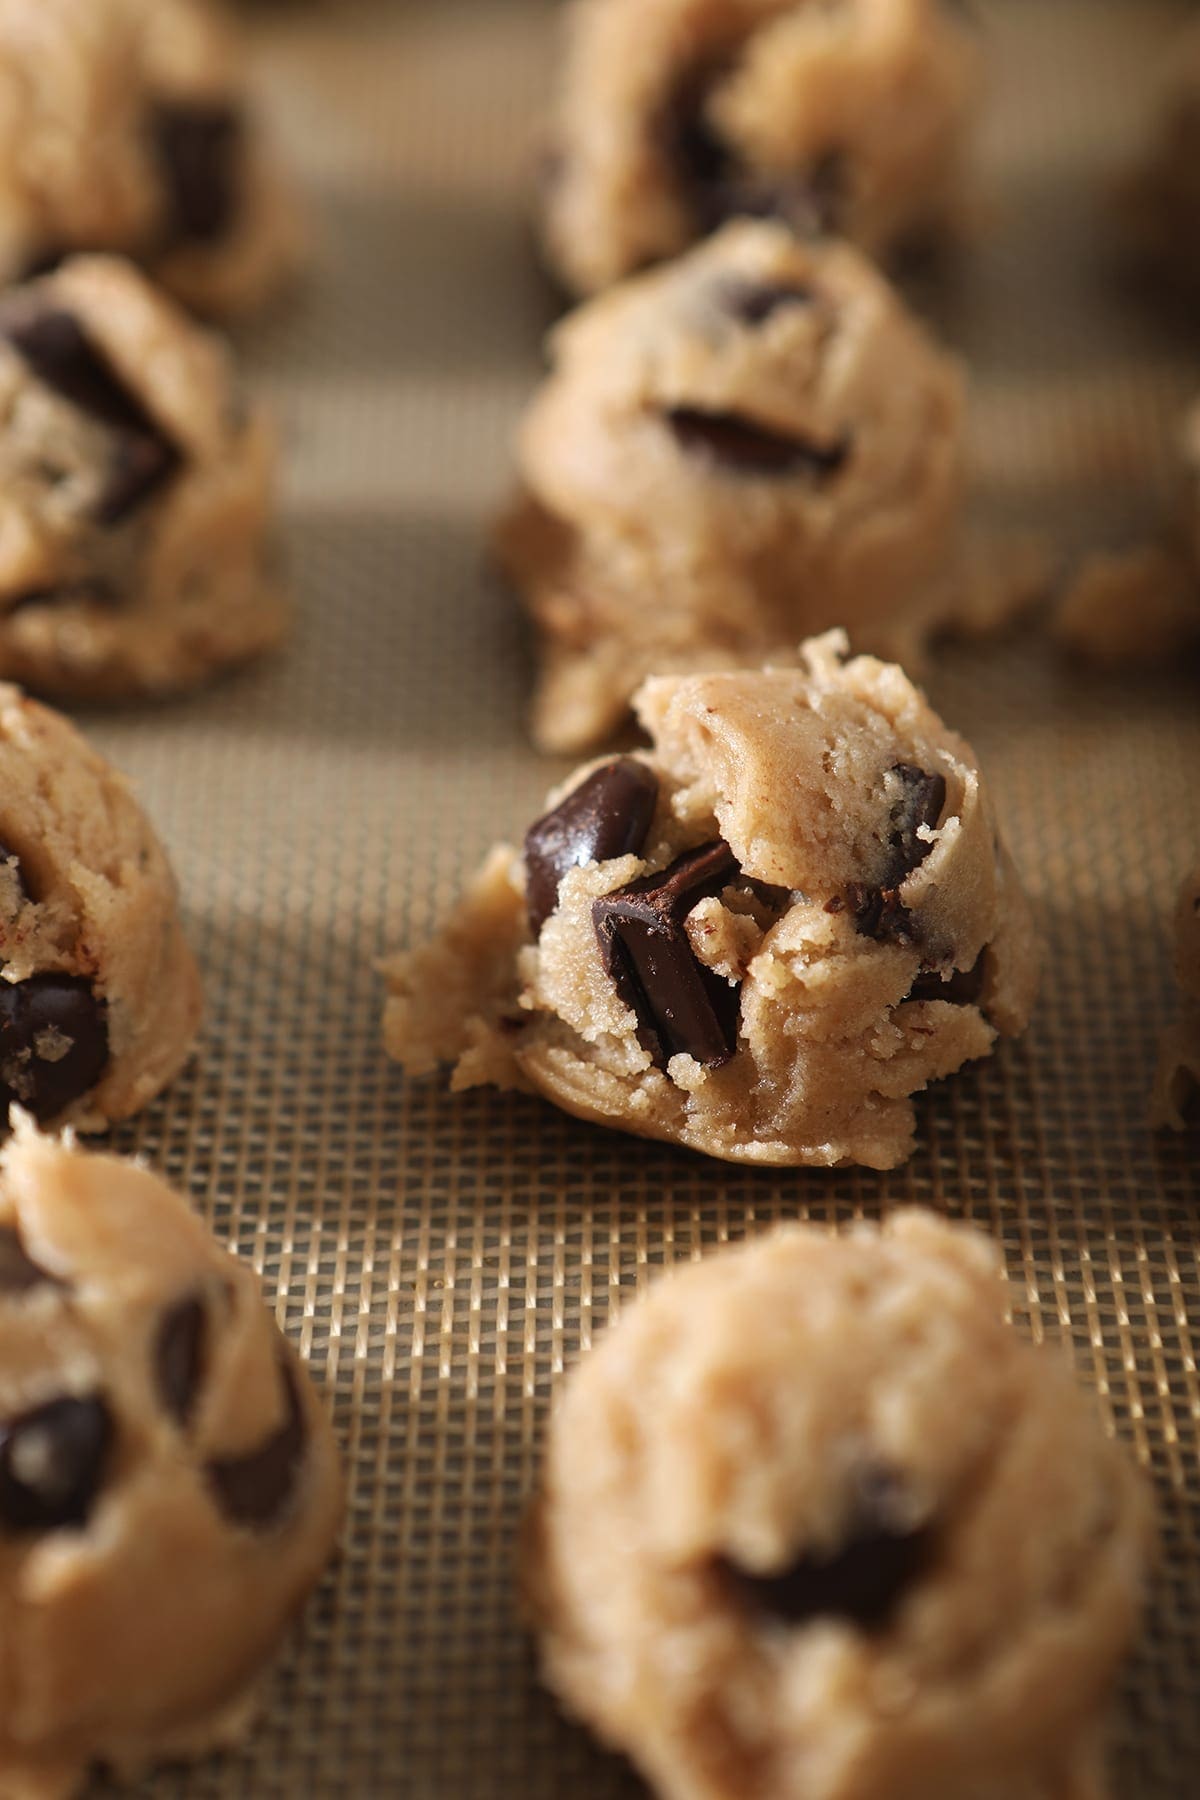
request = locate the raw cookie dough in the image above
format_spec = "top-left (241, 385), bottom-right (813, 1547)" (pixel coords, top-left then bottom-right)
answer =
top-left (0, 255), bottom-right (287, 699)
top-left (523, 1211), bottom-right (1153, 1800)
top-left (1120, 20), bottom-right (1200, 290)
top-left (1152, 864), bottom-right (1200, 1131)
top-left (0, 682), bottom-right (201, 1128)
top-left (0, 0), bottom-right (299, 319)
top-left (498, 221), bottom-right (969, 755)
top-left (539, 0), bottom-right (982, 298)
top-left (0, 1119), bottom-right (343, 1798)
top-left (384, 633), bottom-right (1038, 1170)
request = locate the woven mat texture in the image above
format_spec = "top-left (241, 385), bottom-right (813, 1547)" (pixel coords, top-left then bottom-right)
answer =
top-left (77, 0), bottom-right (1200, 1792)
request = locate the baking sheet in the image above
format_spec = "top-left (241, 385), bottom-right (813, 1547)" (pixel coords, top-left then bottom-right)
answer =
top-left (81, 0), bottom-right (1200, 1792)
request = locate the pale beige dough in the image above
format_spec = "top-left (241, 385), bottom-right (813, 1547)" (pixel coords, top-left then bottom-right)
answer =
top-left (499, 221), bottom-right (976, 755)
top-left (0, 0), bottom-right (299, 319)
top-left (1052, 545), bottom-right (1199, 669)
top-left (0, 255), bottom-right (287, 700)
top-left (384, 633), bottom-right (1039, 1170)
top-left (0, 1121), bottom-right (343, 1799)
top-left (539, 0), bottom-right (982, 299)
top-left (1152, 864), bottom-right (1200, 1132)
top-left (524, 1210), bottom-right (1153, 1800)
top-left (0, 682), bottom-right (202, 1129)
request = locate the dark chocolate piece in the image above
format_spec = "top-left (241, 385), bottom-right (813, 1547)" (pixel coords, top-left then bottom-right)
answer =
top-left (0, 1226), bottom-right (52, 1293)
top-left (207, 1358), bottom-right (306, 1530)
top-left (661, 60), bottom-right (735, 196)
top-left (0, 307), bottom-right (181, 521)
top-left (0, 1395), bottom-right (113, 1533)
top-left (718, 278), bottom-right (816, 327)
top-left (721, 1468), bottom-right (931, 1631)
top-left (156, 1296), bottom-right (208, 1428)
top-left (665, 407), bottom-right (849, 478)
top-left (525, 758), bottom-right (659, 937)
top-left (0, 974), bottom-right (110, 1122)
top-left (848, 766), bottom-right (948, 946)
top-left (593, 840), bottom-right (741, 1070)
top-left (906, 950), bottom-right (988, 1007)
top-left (151, 102), bottom-right (244, 246)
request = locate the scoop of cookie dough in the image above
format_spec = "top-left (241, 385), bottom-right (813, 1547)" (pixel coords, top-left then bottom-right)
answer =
top-left (0, 0), bottom-right (299, 318)
top-left (498, 221), bottom-right (968, 754)
top-left (0, 1120), bottom-right (343, 1798)
top-left (0, 683), bottom-right (201, 1128)
top-left (539, 0), bottom-right (981, 298)
top-left (384, 633), bottom-right (1038, 1169)
top-left (0, 255), bottom-right (287, 699)
top-left (1153, 863), bottom-right (1200, 1131)
top-left (523, 1210), bottom-right (1153, 1800)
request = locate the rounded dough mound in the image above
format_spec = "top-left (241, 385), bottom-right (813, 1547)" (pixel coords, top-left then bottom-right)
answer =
top-left (524, 1211), bottom-right (1152, 1800)
top-left (0, 683), bottom-right (202, 1128)
top-left (0, 0), bottom-right (299, 318)
top-left (499, 221), bottom-right (967, 754)
top-left (0, 255), bottom-right (287, 699)
top-left (0, 1122), bottom-right (343, 1798)
top-left (539, 0), bottom-right (981, 298)
top-left (384, 633), bottom-right (1039, 1170)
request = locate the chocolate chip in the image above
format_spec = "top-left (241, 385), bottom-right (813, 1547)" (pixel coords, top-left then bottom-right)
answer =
top-left (207, 1358), bottom-right (307, 1530)
top-left (0, 974), bottom-right (110, 1122)
top-left (665, 407), bottom-right (849, 478)
top-left (0, 1395), bottom-right (113, 1533)
top-left (661, 60), bottom-right (735, 196)
top-left (718, 278), bottom-right (816, 326)
top-left (906, 950), bottom-right (988, 1007)
top-left (721, 1468), bottom-right (931, 1631)
top-left (847, 766), bottom-right (947, 946)
top-left (151, 102), bottom-right (244, 246)
top-left (155, 1296), bottom-right (208, 1428)
top-left (0, 1226), bottom-right (52, 1293)
top-left (593, 841), bottom-right (741, 1070)
top-left (0, 307), bottom-right (181, 522)
top-left (525, 758), bottom-right (660, 937)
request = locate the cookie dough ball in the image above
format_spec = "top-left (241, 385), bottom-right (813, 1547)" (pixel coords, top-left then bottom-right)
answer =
top-left (0, 0), bottom-right (298, 318)
top-left (385, 633), bottom-right (1038, 1169)
top-left (524, 1211), bottom-right (1152, 1800)
top-left (0, 255), bottom-right (287, 699)
top-left (498, 222), bottom-right (967, 754)
top-left (0, 683), bottom-right (201, 1128)
top-left (0, 1121), bottom-right (342, 1797)
top-left (1153, 864), bottom-right (1200, 1131)
top-left (539, 0), bottom-right (982, 298)
top-left (1121, 22), bottom-right (1200, 290)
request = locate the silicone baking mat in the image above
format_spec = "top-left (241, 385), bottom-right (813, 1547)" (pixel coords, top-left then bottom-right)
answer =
top-left (84, 0), bottom-right (1200, 1792)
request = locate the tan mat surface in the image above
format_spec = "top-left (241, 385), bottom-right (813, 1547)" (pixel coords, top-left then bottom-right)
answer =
top-left (76, 0), bottom-right (1200, 1792)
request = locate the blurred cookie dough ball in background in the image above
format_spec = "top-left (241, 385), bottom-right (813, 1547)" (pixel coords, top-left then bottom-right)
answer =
top-left (498, 221), bottom-right (971, 755)
top-left (0, 0), bottom-right (301, 318)
top-left (524, 1212), bottom-right (1153, 1800)
top-left (538, 0), bottom-right (983, 299)
top-left (0, 255), bottom-right (288, 699)
top-left (0, 683), bottom-right (202, 1129)
top-left (0, 1122), bottom-right (343, 1798)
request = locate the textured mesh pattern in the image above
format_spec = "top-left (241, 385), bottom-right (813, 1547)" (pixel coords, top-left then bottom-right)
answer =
top-left (79, 0), bottom-right (1200, 1792)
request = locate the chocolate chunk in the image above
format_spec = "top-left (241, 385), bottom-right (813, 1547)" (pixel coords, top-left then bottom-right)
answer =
top-left (906, 950), bottom-right (988, 1007)
top-left (0, 307), bottom-right (181, 521)
top-left (207, 1358), bottom-right (307, 1530)
top-left (721, 1468), bottom-right (931, 1631)
top-left (0, 974), bottom-right (110, 1122)
top-left (525, 758), bottom-right (659, 937)
top-left (593, 840), bottom-right (741, 1070)
top-left (151, 102), bottom-right (244, 246)
top-left (661, 60), bottom-right (735, 195)
top-left (0, 1395), bottom-right (113, 1533)
top-left (666, 407), bottom-right (849, 478)
top-left (156, 1296), bottom-right (208, 1428)
top-left (718, 278), bottom-right (816, 327)
top-left (0, 1226), bottom-right (52, 1293)
top-left (848, 766), bottom-right (947, 946)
